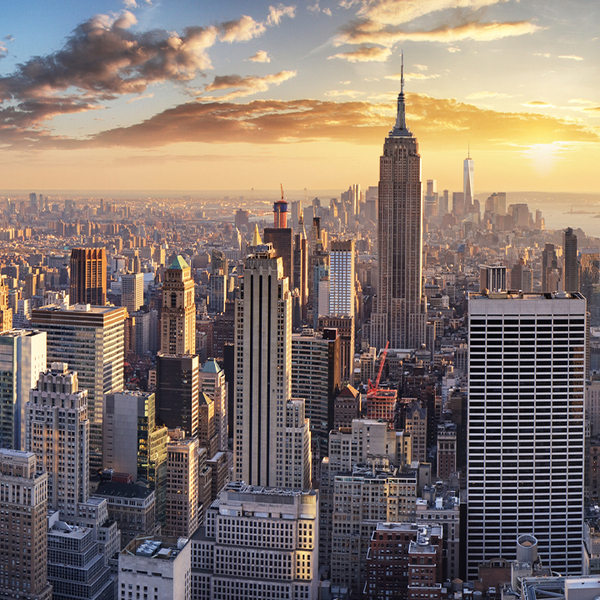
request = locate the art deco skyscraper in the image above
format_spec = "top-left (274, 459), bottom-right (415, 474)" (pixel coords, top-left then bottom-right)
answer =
top-left (371, 66), bottom-right (425, 349)
top-left (467, 291), bottom-right (585, 578)
top-left (234, 244), bottom-right (311, 489)
top-left (160, 255), bottom-right (196, 355)
top-left (70, 247), bottom-right (107, 305)
top-left (26, 363), bottom-right (89, 520)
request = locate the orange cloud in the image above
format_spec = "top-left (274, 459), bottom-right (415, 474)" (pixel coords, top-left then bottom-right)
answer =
top-left (329, 45), bottom-right (392, 61)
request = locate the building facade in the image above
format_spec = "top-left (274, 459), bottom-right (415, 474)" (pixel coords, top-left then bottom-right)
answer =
top-left (160, 255), bottom-right (196, 355)
top-left (26, 363), bottom-right (89, 520)
top-left (0, 449), bottom-right (52, 600)
top-left (31, 304), bottom-right (126, 471)
top-left (234, 245), bottom-right (311, 489)
top-left (371, 75), bottom-right (425, 350)
top-left (0, 329), bottom-right (46, 451)
top-left (70, 247), bottom-right (107, 306)
top-left (467, 291), bottom-right (586, 577)
top-left (190, 482), bottom-right (318, 600)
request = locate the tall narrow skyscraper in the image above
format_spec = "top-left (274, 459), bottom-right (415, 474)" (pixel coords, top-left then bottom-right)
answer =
top-left (564, 227), bottom-right (579, 292)
top-left (160, 255), bottom-right (196, 355)
top-left (463, 152), bottom-right (474, 210)
top-left (467, 290), bottom-right (585, 578)
top-left (70, 247), bottom-right (107, 306)
top-left (234, 244), bottom-right (311, 489)
top-left (371, 66), bottom-right (425, 349)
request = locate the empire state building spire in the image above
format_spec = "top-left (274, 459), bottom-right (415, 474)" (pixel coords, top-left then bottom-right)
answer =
top-left (390, 52), bottom-right (411, 137)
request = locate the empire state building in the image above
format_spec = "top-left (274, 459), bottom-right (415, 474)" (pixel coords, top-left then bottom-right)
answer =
top-left (370, 68), bottom-right (426, 350)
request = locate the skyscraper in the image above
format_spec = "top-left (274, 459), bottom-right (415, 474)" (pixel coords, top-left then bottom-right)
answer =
top-left (208, 249), bottom-right (228, 314)
top-left (31, 303), bottom-right (126, 471)
top-left (464, 152), bottom-right (474, 210)
top-left (160, 255), bottom-right (196, 355)
top-left (69, 247), bottom-right (107, 306)
top-left (26, 363), bottom-right (89, 520)
top-left (0, 329), bottom-right (46, 451)
top-left (121, 272), bottom-right (144, 313)
top-left (328, 239), bottom-right (355, 318)
top-left (0, 449), bottom-right (52, 600)
top-left (0, 275), bottom-right (12, 332)
top-left (467, 290), bottom-right (585, 578)
top-left (234, 244), bottom-right (311, 489)
top-left (564, 227), bottom-right (579, 292)
top-left (371, 68), bottom-right (425, 349)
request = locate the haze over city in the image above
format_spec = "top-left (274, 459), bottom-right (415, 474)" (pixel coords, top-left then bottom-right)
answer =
top-left (0, 0), bottom-right (598, 193)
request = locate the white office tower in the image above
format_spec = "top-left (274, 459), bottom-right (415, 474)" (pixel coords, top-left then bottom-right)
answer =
top-left (467, 291), bottom-right (586, 578)
top-left (0, 329), bottom-right (46, 451)
top-left (121, 272), bottom-right (144, 314)
top-left (190, 482), bottom-right (318, 600)
top-left (328, 240), bottom-right (355, 318)
top-left (199, 359), bottom-right (228, 452)
top-left (234, 244), bottom-right (311, 489)
top-left (27, 363), bottom-right (89, 520)
top-left (464, 153), bottom-right (474, 209)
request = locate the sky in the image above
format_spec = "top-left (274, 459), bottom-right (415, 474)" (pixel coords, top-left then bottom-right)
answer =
top-left (0, 0), bottom-right (598, 194)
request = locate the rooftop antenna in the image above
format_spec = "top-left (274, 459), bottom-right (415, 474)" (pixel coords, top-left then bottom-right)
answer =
top-left (401, 50), bottom-right (404, 94)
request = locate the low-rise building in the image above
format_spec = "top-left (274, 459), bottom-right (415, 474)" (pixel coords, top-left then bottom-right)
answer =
top-left (190, 482), bottom-right (319, 600)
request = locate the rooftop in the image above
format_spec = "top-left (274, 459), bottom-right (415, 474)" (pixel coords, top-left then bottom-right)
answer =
top-left (95, 481), bottom-right (154, 499)
top-left (169, 255), bottom-right (189, 270)
top-left (201, 359), bottom-right (222, 374)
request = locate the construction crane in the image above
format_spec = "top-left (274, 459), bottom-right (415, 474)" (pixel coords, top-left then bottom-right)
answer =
top-left (367, 341), bottom-right (389, 396)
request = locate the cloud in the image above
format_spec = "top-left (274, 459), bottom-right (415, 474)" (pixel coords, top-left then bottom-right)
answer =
top-left (0, 43), bottom-right (7, 59)
top-left (202, 70), bottom-right (297, 101)
top-left (386, 72), bottom-right (440, 81)
top-left (123, 0), bottom-right (138, 7)
top-left (308, 2), bottom-right (321, 12)
top-left (558, 54), bottom-right (583, 61)
top-left (466, 91), bottom-right (511, 99)
top-left (524, 101), bottom-right (553, 107)
top-left (356, 0), bottom-right (511, 26)
top-left (324, 89), bottom-right (364, 98)
top-left (8, 93), bottom-right (593, 153)
top-left (534, 52), bottom-right (551, 58)
top-left (126, 92), bottom-right (154, 104)
top-left (0, 9), bottom-right (279, 132)
top-left (447, 46), bottom-right (461, 52)
top-left (323, 8), bottom-right (333, 15)
top-left (329, 45), bottom-right (392, 61)
top-left (336, 19), bottom-right (543, 46)
top-left (413, 63), bottom-right (428, 71)
top-left (266, 4), bottom-right (296, 26)
top-left (248, 50), bottom-right (271, 63)
top-left (219, 16), bottom-right (266, 42)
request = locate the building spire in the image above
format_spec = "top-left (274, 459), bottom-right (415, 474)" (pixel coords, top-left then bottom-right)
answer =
top-left (390, 50), bottom-right (411, 137)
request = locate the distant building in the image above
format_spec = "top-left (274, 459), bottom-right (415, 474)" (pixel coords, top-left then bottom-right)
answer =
top-left (70, 247), bottom-right (107, 306)
top-left (121, 272), bottom-right (144, 313)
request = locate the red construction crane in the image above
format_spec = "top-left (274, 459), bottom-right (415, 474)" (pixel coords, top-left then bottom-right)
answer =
top-left (367, 341), bottom-right (389, 396)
